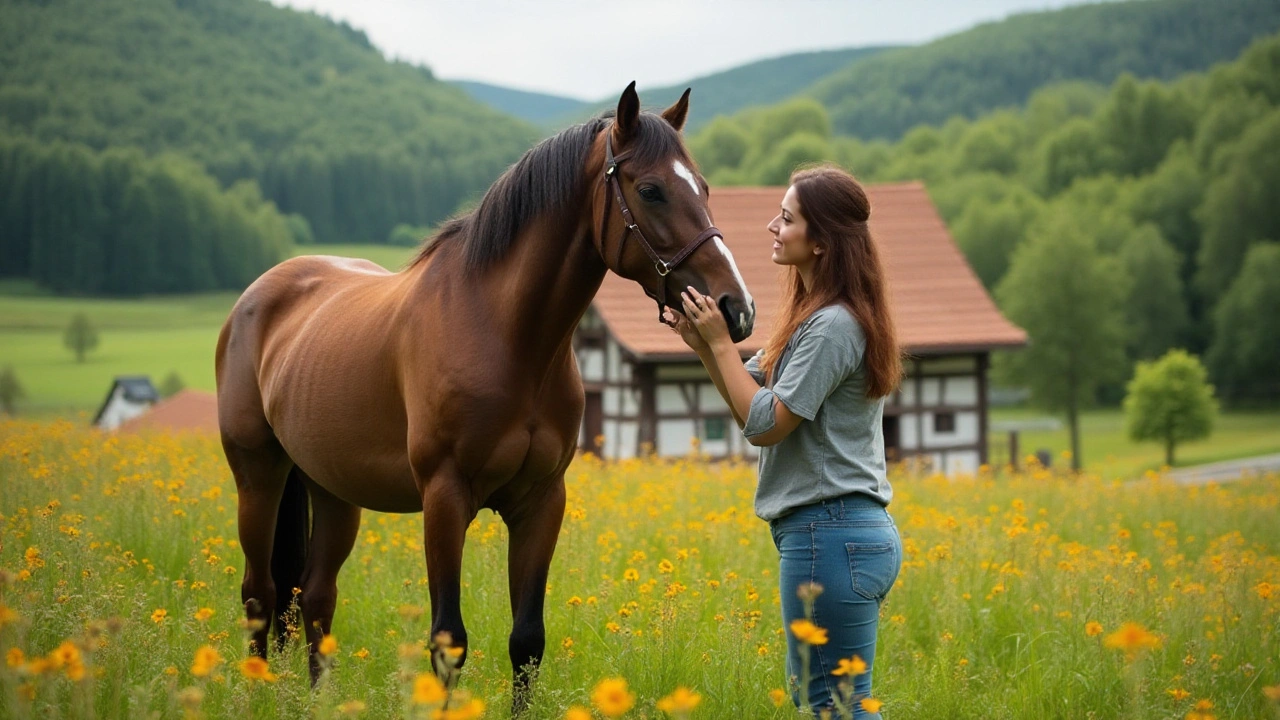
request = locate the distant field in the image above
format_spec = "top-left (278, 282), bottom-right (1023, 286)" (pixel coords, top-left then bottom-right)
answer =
top-left (2, 247), bottom-right (1279, 476)
top-left (0, 245), bottom-right (418, 415)
top-left (987, 408), bottom-right (1280, 480)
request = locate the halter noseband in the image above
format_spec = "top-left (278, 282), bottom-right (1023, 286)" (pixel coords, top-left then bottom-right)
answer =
top-left (600, 130), bottom-right (723, 325)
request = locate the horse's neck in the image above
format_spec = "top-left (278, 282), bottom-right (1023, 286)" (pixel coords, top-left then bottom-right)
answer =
top-left (415, 208), bottom-right (607, 370)
top-left (500, 212), bottom-right (608, 361)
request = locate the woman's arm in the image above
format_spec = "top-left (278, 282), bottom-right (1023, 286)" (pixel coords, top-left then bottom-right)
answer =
top-left (680, 288), bottom-right (805, 447)
top-left (694, 345), bottom-right (746, 427)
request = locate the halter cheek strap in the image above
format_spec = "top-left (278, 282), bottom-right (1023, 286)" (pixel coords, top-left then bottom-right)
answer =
top-left (600, 130), bottom-right (722, 325)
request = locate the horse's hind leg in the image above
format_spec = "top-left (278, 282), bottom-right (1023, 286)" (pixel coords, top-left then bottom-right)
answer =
top-left (222, 433), bottom-right (292, 659)
top-left (505, 476), bottom-right (567, 714)
top-left (297, 476), bottom-right (361, 684)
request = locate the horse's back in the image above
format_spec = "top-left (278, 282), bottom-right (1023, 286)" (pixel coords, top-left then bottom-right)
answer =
top-left (216, 255), bottom-right (398, 441)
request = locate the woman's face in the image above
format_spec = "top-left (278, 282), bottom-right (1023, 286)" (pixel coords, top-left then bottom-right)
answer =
top-left (767, 185), bottom-right (822, 270)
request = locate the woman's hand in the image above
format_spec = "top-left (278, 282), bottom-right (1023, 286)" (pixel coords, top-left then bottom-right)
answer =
top-left (666, 307), bottom-right (710, 354)
top-left (680, 286), bottom-right (732, 350)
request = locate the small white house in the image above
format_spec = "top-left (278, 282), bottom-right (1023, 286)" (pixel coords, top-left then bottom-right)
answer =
top-left (573, 183), bottom-right (1027, 475)
top-left (93, 376), bottom-right (160, 430)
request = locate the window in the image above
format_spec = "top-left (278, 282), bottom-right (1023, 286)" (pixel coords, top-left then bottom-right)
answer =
top-left (933, 412), bottom-right (955, 433)
top-left (703, 417), bottom-right (727, 441)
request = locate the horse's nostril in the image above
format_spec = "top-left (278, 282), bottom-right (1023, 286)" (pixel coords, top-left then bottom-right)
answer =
top-left (719, 296), bottom-right (755, 340)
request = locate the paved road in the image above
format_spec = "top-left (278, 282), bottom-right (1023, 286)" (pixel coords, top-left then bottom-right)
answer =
top-left (1164, 453), bottom-right (1280, 485)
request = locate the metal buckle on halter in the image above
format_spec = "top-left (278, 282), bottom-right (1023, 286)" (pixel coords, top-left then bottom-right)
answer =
top-left (654, 259), bottom-right (670, 276)
top-left (605, 163), bottom-right (617, 178)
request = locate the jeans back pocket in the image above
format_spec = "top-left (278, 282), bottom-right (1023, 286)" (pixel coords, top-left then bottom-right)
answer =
top-left (846, 541), bottom-right (899, 601)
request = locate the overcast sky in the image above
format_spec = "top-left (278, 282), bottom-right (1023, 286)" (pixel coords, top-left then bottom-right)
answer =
top-left (270, 0), bottom-right (1101, 101)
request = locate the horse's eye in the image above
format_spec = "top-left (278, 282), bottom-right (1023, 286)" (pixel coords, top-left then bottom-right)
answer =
top-left (637, 185), bottom-right (663, 203)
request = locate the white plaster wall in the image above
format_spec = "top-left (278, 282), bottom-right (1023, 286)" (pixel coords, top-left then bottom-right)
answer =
top-left (945, 376), bottom-right (978, 406)
top-left (658, 419), bottom-right (696, 456)
top-left (899, 412), bottom-right (919, 450)
top-left (699, 384), bottom-right (729, 411)
top-left (621, 387), bottom-right (639, 415)
top-left (657, 386), bottom-right (688, 414)
top-left (922, 378), bottom-right (942, 405)
top-left (579, 348), bottom-right (604, 383)
top-left (899, 381), bottom-right (917, 405)
top-left (604, 387), bottom-right (620, 415)
top-left (99, 394), bottom-right (150, 431)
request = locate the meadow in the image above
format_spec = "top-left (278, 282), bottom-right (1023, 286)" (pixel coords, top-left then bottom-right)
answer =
top-left (3, 247), bottom-right (1280, 479)
top-left (1, 421), bottom-right (1277, 719)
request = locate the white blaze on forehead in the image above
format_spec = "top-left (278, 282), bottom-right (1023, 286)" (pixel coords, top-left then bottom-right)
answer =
top-left (713, 237), bottom-right (754, 309)
top-left (673, 160), bottom-right (700, 196)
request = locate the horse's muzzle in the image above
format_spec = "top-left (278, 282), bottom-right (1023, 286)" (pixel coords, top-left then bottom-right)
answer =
top-left (721, 296), bottom-right (755, 343)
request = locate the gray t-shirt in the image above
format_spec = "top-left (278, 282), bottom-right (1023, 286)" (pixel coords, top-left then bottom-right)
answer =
top-left (742, 304), bottom-right (891, 521)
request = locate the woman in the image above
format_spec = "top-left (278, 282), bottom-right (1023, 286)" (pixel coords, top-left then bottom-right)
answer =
top-left (671, 164), bottom-right (903, 717)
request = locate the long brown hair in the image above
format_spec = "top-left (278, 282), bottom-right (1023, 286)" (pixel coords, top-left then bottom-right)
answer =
top-left (759, 164), bottom-right (902, 398)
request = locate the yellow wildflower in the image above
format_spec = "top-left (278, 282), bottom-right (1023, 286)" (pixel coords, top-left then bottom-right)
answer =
top-left (591, 678), bottom-right (636, 718)
top-left (769, 688), bottom-right (788, 707)
top-left (1085, 621), bottom-right (1104, 637)
top-left (193, 608), bottom-right (214, 622)
top-left (565, 707), bottom-right (592, 720)
top-left (151, 608), bottom-right (168, 624)
top-left (191, 646), bottom-right (222, 677)
top-left (861, 698), bottom-right (884, 714)
top-left (656, 686), bottom-right (701, 714)
top-left (1103, 622), bottom-right (1160, 657)
top-left (832, 655), bottom-right (867, 676)
top-left (789, 619), bottom-right (829, 645)
top-left (6, 648), bottom-right (25, 668)
top-left (239, 657), bottom-right (277, 682)
top-left (319, 634), bottom-right (338, 656)
top-left (412, 673), bottom-right (447, 705)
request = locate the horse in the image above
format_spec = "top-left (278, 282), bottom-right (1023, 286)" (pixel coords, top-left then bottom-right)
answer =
top-left (214, 82), bottom-right (756, 705)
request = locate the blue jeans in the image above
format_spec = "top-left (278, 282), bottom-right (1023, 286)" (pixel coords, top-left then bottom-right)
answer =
top-left (769, 493), bottom-right (902, 718)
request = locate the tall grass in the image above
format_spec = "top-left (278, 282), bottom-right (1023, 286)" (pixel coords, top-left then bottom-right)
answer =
top-left (1, 422), bottom-right (1277, 718)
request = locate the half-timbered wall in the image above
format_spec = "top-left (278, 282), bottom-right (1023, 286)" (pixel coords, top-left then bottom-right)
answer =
top-left (574, 309), bottom-right (992, 473)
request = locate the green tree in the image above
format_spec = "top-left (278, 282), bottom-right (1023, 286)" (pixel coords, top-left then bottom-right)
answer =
top-left (63, 312), bottom-right (99, 363)
top-left (1124, 349), bottom-right (1217, 467)
top-left (1206, 242), bottom-right (1280, 404)
top-left (995, 211), bottom-right (1128, 471)
top-left (1196, 109), bottom-right (1280, 303)
top-left (1033, 118), bottom-right (1117, 195)
top-left (1118, 225), bottom-right (1189, 361)
top-left (0, 365), bottom-right (24, 415)
top-left (159, 371), bottom-right (185, 398)
top-left (951, 195), bottom-right (1040, 290)
top-left (687, 117), bottom-right (751, 176)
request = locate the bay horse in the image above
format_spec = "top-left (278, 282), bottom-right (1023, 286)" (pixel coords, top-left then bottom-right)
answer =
top-left (215, 83), bottom-right (755, 703)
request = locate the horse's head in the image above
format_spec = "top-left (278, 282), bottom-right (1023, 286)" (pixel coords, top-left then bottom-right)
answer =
top-left (594, 83), bottom-right (755, 343)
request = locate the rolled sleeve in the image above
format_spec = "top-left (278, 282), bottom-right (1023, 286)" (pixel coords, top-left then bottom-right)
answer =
top-left (742, 386), bottom-right (778, 438)
top-left (744, 349), bottom-right (766, 387)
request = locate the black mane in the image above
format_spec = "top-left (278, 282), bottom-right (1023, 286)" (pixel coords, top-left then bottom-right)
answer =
top-left (410, 112), bottom-right (689, 271)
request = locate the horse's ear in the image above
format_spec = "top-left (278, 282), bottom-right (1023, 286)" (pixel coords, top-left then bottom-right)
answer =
top-left (661, 88), bottom-right (691, 132)
top-left (615, 81), bottom-right (640, 143)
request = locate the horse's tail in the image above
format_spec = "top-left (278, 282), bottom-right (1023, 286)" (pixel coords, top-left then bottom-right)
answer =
top-left (271, 467), bottom-right (310, 646)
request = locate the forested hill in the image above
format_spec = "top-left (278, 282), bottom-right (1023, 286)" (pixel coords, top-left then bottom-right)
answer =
top-left (0, 0), bottom-right (539, 245)
top-left (560, 46), bottom-right (895, 132)
top-left (807, 0), bottom-right (1280, 139)
top-left (450, 81), bottom-right (590, 126)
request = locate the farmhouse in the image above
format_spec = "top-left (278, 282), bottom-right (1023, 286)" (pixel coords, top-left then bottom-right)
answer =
top-left (92, 376), bottom-right (160, 430)
top-left (573, 183), bottom-right (1027, 475)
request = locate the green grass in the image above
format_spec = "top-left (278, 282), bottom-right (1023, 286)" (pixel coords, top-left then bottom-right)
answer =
top-left (988, 408), bottom-right (1280, 479)
top-left (1, 425), bottom-right (1277, 719)
top-left (2, 248), bottom-right (1278, 476)
top-left (0, 245), bottom-right (419, 416)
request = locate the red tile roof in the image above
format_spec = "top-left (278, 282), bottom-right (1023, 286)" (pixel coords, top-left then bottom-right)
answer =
top-left (592, 182), bottom-right (1027, 360)
top-left (116, 389), bottom-right (219, 435)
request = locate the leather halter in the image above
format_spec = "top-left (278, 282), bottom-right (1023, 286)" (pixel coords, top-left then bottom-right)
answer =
top-left (600, 129), bottom-right (723, 325)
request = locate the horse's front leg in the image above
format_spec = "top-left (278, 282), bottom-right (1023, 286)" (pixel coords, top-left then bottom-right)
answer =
top-left (420, 469), bottom-right (477, 679)
top-left (505, 476), bottom-right (567, 714)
